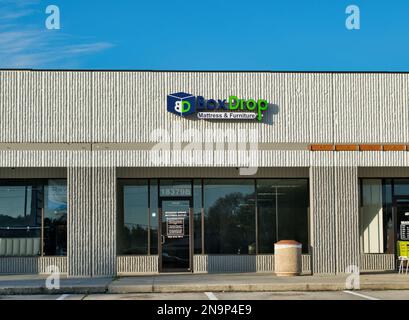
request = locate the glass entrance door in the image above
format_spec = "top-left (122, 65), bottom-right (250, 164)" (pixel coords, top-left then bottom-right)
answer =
top-left (160, 199), bottom-right (191, 272)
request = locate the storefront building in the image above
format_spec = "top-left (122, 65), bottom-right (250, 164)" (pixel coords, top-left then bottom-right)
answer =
top-left (0, 70), bottom-right (408, 277)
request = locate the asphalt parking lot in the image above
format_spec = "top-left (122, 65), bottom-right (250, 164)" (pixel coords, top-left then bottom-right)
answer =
top-left (0, 290), bottom-right (408, 300)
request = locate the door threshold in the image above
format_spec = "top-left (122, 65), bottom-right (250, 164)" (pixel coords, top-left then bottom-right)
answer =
top-left (160, 270), bottom-right (192, 274)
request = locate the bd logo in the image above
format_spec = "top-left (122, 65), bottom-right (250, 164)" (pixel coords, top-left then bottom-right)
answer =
top-left (167, 92), bottom-right (269, 121)
top-left (167, 92), bottom-right (196, 116)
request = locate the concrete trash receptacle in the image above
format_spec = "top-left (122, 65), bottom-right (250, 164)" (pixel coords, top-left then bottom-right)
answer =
top-left (274, 240), bottom-right (302, 276)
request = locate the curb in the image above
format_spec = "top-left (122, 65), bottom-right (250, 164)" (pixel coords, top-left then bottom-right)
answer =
top-left (1, 283), bottom-right (409, 295)
top-left (0, 286), bottom-right (108, 295)
top-left (360, 283), bottom-right (409, 291)
top-left (106, 283), bottom-right (409, 294)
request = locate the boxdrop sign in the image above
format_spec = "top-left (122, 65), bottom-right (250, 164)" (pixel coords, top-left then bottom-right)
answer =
top-left (167, 92), bottom-right (268, 121)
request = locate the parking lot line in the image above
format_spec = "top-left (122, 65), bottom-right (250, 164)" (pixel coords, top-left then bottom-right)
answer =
top-left (56, 294), bottom-right (70, 300)
top-left (205, 292), bottom-right (218, 300)
top-left (343, 290), bottom-right (380, 300)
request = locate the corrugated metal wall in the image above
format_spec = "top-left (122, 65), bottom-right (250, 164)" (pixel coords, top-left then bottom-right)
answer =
top-left (0, 257), bottom-right (67, 274)
top-left (310, 166), bottom-right (337, 274)
top-left (68, 167), bottom-right (116, 277)
top-left (92, 167), bottom-right (116, 276)
top-left (1, 71), bottom-right (409, 276)
top-left (333, 74), bottom-right (409, 143)
top-left (117, 256), bottom-right (158, 275)
top-left (2, 71), bottom-right (409, 145)
top-left (334, 167), bottom-right (360, 273)
top-left (116, 255), bottom-right (312, 274)
top-left (192, 255), bottom-right (312, 274)
top-left (360, 254), bottom-right (396, 271)
top-left (1, 72), bottom-right (409, 170)
top-left (68, 167), bottom-right (92, 277)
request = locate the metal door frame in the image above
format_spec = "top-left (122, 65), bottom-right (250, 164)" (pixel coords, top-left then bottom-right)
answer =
top-left (393, 196), bottom-right (409, 246)
top-left (158, 196), bottom-right (193, 273)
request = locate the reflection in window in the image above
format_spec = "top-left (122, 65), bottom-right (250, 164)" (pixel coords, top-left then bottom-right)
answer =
top-left (193, 179), bottom-right (202, 254)
top-left (257, 180), bottom-right (309, 254)
top-left (257, 180), bottom-right (277, 253)
top-left (394, 179), bottom-right (409, 196)
top-left (118, 178), bottom-right (310, 256)
top-left (275, 180), bottom-right (309, 253)
top-left (360, 179), bottom-right (384, 253)
top-left (150, 180), bottom-right (158, 254)
top-left (0, 185), bottom-right (40, 240)
top-left (44, 180), bottom-right (67, 256)
top-left (382, 180), bottom-right (394, 254)
top-left (0, 180), bottom-right (67, 257)
top-left (359, 179), bottom-right (409, 254)
top-left (118, 181), bottom-right (149, 255)
top-left (204, 180), bottom-right (256, 254)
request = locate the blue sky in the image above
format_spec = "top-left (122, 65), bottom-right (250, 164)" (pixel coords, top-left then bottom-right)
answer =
top-left (1, 0), bottom-right (409, 70)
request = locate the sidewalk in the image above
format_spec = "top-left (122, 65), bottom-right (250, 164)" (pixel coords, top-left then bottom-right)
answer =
top-left (108, 272), bottom-right (409, 293)
top-left (0, 272), bottom-right (408, 295)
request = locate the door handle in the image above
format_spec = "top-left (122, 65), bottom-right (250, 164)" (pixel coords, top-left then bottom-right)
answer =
top-left (161, 235), bottom-right (166, 244)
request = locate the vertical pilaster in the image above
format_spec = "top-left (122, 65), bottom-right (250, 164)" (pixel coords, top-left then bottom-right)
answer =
top-left (334, 166), bottom-right (360, 273)
top-left (68, 167), bottom-right (92, 277)
top-left (310, 165), bottom-right (360, 274)
top-left (68, 166), bottom-right (117, 277)
top-left (92, 167), bottom-right (117, 276)
top-left (310, 166), bottom-right (337, 274)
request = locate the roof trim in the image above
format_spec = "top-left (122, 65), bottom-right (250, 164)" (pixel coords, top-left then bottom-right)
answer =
top-left (1, 69), bottom-right (409, 74)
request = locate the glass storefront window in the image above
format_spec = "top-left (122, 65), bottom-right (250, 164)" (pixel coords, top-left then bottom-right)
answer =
top-left (204, 179), bottom-right (256, 254)
top-left (44, 180), bottom-right (67, 256)
top-left (193, 179), bottom-right (202, 254)
top-left (257, 180), bottom-right (277, 254)
top-left (275, 180), bottom-right (309, 251)
top-left (150, 179), bottom-right (158, 255)
top-left (0, 185), bottom-right (40, 239)
top-left (118, 180), bottom-right (149, 255)
top-left (360, 179), bottom-right (384, 253)
top-left (257, 179), bottom-right (309, 254)
top-left (382, 180), bottom-right (394, 254)
top-left (0, 180), bottom-right (67, 257)
top-left (118, 178), bottom-right (310, 256)
top-left (394, 179), bottom-right (409, 196)
top-left (359, 178), bottom-right (409, 254)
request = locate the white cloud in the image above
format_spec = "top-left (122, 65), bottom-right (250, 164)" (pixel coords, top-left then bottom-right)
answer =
top-left (0, 0), bottom-right (114, 68)
top-left (63, 42), bottom-right (114, 55)
top-left (0, 9), bottom-right (36, 21)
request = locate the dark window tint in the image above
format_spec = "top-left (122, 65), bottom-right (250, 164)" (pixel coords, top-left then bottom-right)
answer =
top-left (394, 179), bottom-right (409, 196)
top-left (0, 180), bottom-right (67, 257)
top-left (275, 180), bottom-right (309, 253)
top-left (118, 181), bottom-right (149, 254)
top-left (0, 184), bottom-right (41, 239)
top-left (44, 180), bottom-right (67, 256)
top-left (257, 179), bottom-right (309, 254)
top-left (204, 180), bottom-right (256, 254)
top-left (150, 180), bottom-right (158, 254)
top-left (257, 180), bottom-right (277, 253)
top-left (193, 179), bottom-right (202, 254)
